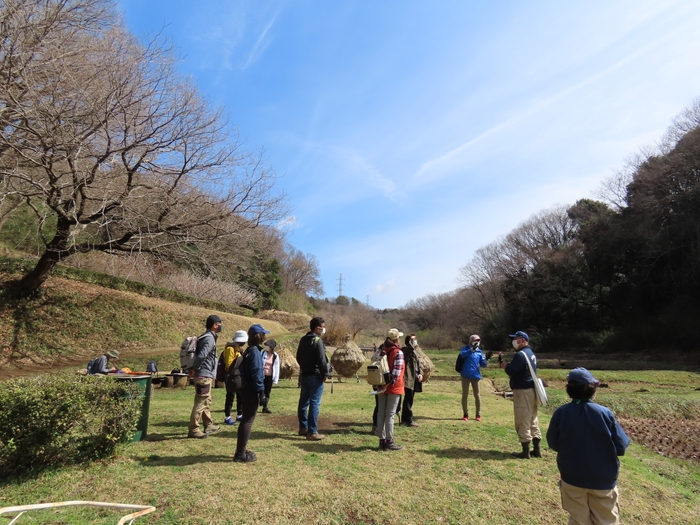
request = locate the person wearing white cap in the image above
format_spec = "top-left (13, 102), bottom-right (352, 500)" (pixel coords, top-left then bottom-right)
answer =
top-left (221, 330), bottom-right (248, 425)
top-left (376, 328), bottom-right (405, 451)
top-left (547, 368), bottom-right (630, 525)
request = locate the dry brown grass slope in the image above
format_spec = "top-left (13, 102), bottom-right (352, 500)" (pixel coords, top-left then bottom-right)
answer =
top-left (0, 272), bottom-right (290, 376)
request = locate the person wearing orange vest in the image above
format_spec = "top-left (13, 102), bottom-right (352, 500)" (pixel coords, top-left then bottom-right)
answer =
top-left (376, 328), bottom-right (406, 451)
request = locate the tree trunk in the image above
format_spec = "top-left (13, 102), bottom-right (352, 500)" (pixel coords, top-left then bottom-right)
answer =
top-left (18, 250), bottom-right (61, 294)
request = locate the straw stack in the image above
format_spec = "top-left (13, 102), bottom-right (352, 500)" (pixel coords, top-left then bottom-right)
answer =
top-left (330, 335), bottom-right (366, 378)
top-left (415, 345), bottom-right (435, 381)
top-left (277, 342), bottom-right (299, 379)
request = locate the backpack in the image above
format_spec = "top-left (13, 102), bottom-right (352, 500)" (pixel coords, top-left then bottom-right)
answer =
top-left (146, 360), bottom-right (158, 374)
top-left (367, 353), bottom-right (390, 386)
top-left (455, 352), bottom-right (466, 373)
top-left (216, 351), bottom-right (226, 382)
top-left (87, 359), bottom-right (96, 374)
top-left (225, 350), bottom-right (248, 393)
top-left (179, 336), bottom-right (198, 370)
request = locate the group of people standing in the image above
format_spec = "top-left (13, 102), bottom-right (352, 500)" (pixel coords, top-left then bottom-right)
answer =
top-left (187, 315), bottom-right (332, 462)
top-left (458, 329), bottom-right (631, 524)
top-left (184, 314), bottom-right (630, 524)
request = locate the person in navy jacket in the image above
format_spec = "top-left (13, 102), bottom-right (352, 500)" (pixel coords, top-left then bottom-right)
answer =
top-left (502, 330), bottom-right (542, 458)
top-left (547, 367), bottom-right (630, 525)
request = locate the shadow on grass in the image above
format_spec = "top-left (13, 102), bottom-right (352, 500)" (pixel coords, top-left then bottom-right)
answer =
top-left (423, 446), bottom-right (514, 461)
top-left (293, 442), bottom-right (379, 454)
top-left (132, 454), bottom-right (232, 467)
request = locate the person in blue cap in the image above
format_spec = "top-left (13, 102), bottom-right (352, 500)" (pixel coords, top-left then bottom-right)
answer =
top-left (233, 323), bottom-right (270, 463)
top-left (547, 368), bottom-right (630, 525)
top-left (502, 330), bottom-right (542, 458)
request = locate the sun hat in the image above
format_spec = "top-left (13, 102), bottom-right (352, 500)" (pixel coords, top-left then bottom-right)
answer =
top-left (386, 328), bottom-right (404, 341)
top-left (106, 350), bottom-right (120, 359)
top-left (232, 330), bottom-right (249, 343)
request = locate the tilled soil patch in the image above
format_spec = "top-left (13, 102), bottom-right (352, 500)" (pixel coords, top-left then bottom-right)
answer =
top-left (620, 417), bottom-right (700, 464)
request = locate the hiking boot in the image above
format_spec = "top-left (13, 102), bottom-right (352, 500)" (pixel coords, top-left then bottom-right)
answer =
top-left (531, 438), bottom-right (542, 458)
top-left (187, 430), bottom-right (208, 439)
top-left (384, 441), bottom-right (403, 451)
top-left (224, 417), bottom-right (235, 425)
top-left (475, 416), bottom-right (482, 422)
top-left (298, 428), bottom-right (308, 436)
top-left (204, 424), bottom-right (220, 434)
top-left (262, 407), bottom-right (272, 414)
top-left (306, 433), bottom-right (326, 441)
top-left (512, 442), bottom-right (531, 459)
top-left (233, 450), bottom-right (257, 463)
top-left (378, 439), bottom-right (387, 450)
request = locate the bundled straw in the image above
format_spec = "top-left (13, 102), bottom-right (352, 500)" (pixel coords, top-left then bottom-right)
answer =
top-left (415, 346), bottom-right (435, 381)
top-left (330, 336), bottom-right (366, 378)
top-left (277, 343), bottom-right (299, 379)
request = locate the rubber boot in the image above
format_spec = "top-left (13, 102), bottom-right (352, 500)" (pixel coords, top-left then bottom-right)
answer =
top-left (531, 438), bottom-right (542, 458)
top-left (512, 441), bottom-right (531, 459)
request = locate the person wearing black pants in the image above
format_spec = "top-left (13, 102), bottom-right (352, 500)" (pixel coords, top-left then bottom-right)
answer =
top-left (261, 339), bottom-right (280, 414)
top-left (401, 334), bottom-right (423, 427)
top-left (234, 323), bottom-right (269, 463)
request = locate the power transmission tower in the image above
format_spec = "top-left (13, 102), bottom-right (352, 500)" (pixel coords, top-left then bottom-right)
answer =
top-left (336, 273), bottom-right (344, 297)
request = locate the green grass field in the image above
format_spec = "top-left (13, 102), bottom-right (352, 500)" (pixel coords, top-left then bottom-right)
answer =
top-left (2, 365), bottom-right (700, 525)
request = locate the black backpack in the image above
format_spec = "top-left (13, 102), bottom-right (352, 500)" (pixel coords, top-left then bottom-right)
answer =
top-left (225, 349), bottom-right (248, 393)
top-left (455, 352), bottom-right (466, 373)
top-left (146, 360), bottom-right (158, 374)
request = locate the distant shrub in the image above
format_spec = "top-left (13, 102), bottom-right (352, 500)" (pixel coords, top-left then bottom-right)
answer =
top-left (0, 374), bottom-right (142, 478)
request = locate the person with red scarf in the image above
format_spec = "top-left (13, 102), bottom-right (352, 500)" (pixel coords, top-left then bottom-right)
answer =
top-left (376, 328), bottom-right (405, 451)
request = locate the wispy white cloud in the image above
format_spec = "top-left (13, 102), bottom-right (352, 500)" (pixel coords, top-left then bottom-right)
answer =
top-left (411, 31), bottom-right (677, 188)
top-left (242, 10), bottom-right (280, 70)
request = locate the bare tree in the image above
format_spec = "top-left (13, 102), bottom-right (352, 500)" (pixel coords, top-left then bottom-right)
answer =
top-left (0, 0), bottom-right (285, 293)
top-left (278, 244), bottom-right (324, 296)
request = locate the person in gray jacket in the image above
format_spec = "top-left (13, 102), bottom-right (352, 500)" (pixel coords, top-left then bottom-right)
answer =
top-left (188, 314), bottom-right (223, 439)
top-left (89, 349), bottom-right (119, 375)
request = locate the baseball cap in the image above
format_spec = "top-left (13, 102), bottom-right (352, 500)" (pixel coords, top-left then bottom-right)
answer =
top-left (508, 330), bottom-right (529, 342)
top-left (232, 330), bottom-right (248, 343)
top-left (567, 367), bottom-right (600, 386)
top-left (469, 334), bottom-right (481, 343)
top-left (248, 323), bottom-right (270, 336)
top-left (206, 314), bottom-right (222, 328)
top-left (387, 328), bottom-right (404, 341)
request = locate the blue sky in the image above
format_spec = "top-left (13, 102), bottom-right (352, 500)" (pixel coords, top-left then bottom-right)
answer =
top-left (118, 0), bottom-right (700, 309)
